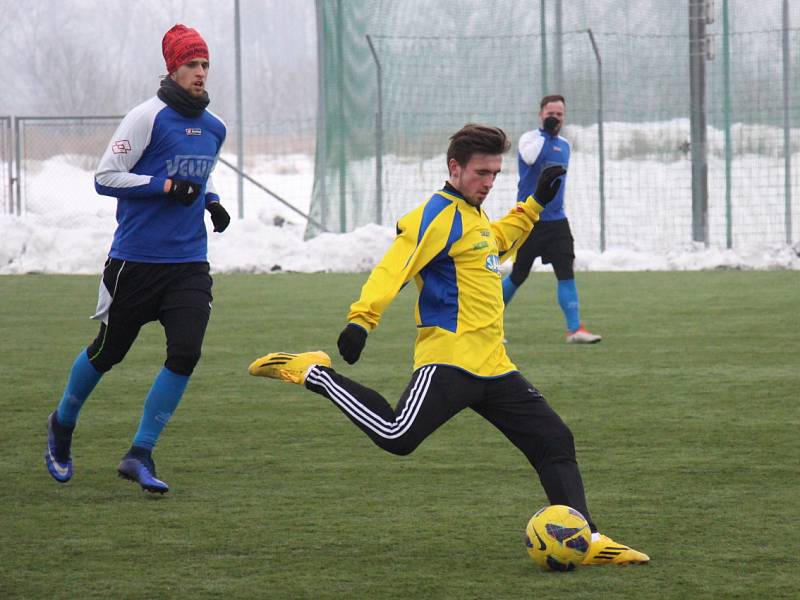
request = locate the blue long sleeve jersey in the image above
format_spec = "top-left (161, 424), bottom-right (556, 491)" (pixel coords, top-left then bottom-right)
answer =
top-left (517, 128), bottom-right (570, 221)
top-left (94, 96), bottom-right (227, 262)
top-left (347, 184), bottom-right (545, 378)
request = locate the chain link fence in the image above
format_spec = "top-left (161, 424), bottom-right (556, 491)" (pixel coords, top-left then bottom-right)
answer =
top-left (12, 117), bottom-right (122, 221)
top-left (311, 0), bottom-right (799, 253)
top-left (6, 115), bottom-right (316, 228)
top-left (4, 1), bottom-right (798, 256)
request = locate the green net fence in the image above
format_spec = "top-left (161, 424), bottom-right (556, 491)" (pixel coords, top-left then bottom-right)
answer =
top-left (310, 0), bottom-right (799, 253)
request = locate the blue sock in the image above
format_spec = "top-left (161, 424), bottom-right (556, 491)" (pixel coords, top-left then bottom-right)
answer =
top-left (56, 350), bottom-right (103, 427)
top-left (557, 279), bottom-right (581, 332)
top-left (132, 367), bottom-right (190, 450)
top-left (502, 275), bottom-right (519, 305)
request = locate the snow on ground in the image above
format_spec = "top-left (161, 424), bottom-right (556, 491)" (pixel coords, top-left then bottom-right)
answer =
top-left (1, 150), bottom-right (798, 275)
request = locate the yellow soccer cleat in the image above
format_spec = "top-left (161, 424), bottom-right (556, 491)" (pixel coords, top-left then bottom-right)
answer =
top-left (248, 351), bottom-right (331, 385)
top-left (582, 534), bottom-right (650, 566)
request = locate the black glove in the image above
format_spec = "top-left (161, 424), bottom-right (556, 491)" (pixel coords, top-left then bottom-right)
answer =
top-left (543, 116), bottom-right (560, 134)
top-left (206, 202), bottom-right (230, 233)
top-left (533, 165), bottom-right (566, 206)
top-left (337, 323), bottom-right (367, 365)
top-left (167, 179), bottom-right (202, 206)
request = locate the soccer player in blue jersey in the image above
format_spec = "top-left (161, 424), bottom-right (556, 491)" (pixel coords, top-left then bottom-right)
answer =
top-left (249, 124), bottom-right (648, 565)
top-left (502, 95), bottom-right (601, 344)
top-left (44, 24), bottom-right (229, 494)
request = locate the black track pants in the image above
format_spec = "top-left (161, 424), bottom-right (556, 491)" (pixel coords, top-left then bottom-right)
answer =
top-left (304, 364), bottom-right (595, 529)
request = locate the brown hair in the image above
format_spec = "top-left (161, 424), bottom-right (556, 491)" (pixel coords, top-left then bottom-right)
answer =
top-left (540, 94), bottom-right (566, 109)
top-left (446, 124), bottom-right (510, 168)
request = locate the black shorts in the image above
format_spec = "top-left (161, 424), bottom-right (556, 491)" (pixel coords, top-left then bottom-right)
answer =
top-left (511, 218), bottom-right (575, 282)
top-left (519, 218), bottom-right (574, 265)
top-left (91, 259), bottom-right (212, 327)
top-left (87, 259), bottom-right (213, 374)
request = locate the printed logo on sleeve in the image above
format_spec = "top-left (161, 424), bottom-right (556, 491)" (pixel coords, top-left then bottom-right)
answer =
top-left (112, 140), bottom-right (132, 154)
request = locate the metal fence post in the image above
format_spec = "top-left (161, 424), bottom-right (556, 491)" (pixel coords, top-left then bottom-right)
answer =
top-left (1, 117), bottom-right (12, 214)
top-left (554, 0), bottom-right (563, 93)
top-left (366, 34), bottom-right (383, 226)
top-left (587, 29), bottom-right (606, 253)
top-left (782, 0), bottom-right (793, 245)
top-left (540, 0), bottom-right (548, 96)
top-left (315, 0), bottom-right (328, 232)
top-left (689, 0), bottom-right (709, 246)
top-left (14, 117), bottom-right (21, 216)
top-left (335, 0), bottom-right (347, 232)
top-left (234, 0), bottom-right (245, 220)
top-left (722, 0), bottom-right (733, 249)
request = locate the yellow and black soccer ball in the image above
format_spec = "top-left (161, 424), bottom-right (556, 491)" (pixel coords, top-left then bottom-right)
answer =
top-left (525, 505), bottom-right (592, 571)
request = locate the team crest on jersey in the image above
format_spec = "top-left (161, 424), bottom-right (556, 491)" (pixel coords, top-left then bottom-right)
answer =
top-left (166, 154), bottom-right (215, 178)
top-left (185, 128), bottom-right (202, 136)
top-left (485, 254), bottom-right (500, 274)
top-left (472, 241), bottom-right (489, 250)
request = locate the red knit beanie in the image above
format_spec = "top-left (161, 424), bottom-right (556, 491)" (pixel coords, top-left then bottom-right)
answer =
top-left (162, 24), bottom-right (209, 74)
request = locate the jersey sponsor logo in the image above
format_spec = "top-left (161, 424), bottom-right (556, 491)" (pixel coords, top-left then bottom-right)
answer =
top-left (472, 240), bottom-right (489, 250)
top-left (485, 254), bottom-right (500, 274)
top-left (185, 128), bottom-right (202, 136)
top-left (166, 154), bottom-right (215, 178)
top-left (480, 229), bottom-right (490, 237)
top-left (553, 145), bottom-right (562, 152)
top-left (112, 139), bottom-right (131, 154)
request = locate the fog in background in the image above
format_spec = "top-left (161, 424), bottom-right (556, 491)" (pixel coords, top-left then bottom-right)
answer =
top-left (0, 0), bottom-right (317, 126)
top-left (1, 0), bottom-right (790, 125)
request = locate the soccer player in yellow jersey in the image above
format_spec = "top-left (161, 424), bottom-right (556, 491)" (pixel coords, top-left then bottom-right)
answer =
top-left (249, 124), bottom-right (648, 565)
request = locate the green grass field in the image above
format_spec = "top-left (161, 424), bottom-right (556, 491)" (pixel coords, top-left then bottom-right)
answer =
top-left (1, 271), bottom-right (798, 599)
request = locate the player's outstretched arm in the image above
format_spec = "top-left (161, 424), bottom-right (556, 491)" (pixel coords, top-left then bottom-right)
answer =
top-left (492, 165), bottom-right (566, 260)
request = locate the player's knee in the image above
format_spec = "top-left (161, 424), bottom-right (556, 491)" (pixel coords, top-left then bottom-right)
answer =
top-left (165, 345), bottom-right (202, 376)
top-left (542, 427), bottom-right (577, 463)
top-left (383, 436), bottom-right (420, 456)
top-left (86, 344), bottom-right (121, 373)
top-left (87, 353), bottom-right (116, 373)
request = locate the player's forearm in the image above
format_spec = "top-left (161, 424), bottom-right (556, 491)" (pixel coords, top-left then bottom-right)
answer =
top-left (94, 172), bottom-right (168, 198)
top-left (347, 262), bottom-right (406, 331)
top-left (493, 198), bottom-right (543, 254)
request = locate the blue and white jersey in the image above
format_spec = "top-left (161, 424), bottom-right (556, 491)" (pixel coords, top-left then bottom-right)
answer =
top-left (95, 96), bottom-right (227, 262)
top-left (516, 128), bottom-right (570, 221)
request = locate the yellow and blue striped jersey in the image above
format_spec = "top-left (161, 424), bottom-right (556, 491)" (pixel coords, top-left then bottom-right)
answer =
top-left (348, 183), bottom-right (545, 377)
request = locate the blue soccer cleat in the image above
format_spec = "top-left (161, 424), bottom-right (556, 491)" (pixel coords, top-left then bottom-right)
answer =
top-left (45, 412), bottom-right (74, 483)
top-left (117, 447), bottom-right (169, 494)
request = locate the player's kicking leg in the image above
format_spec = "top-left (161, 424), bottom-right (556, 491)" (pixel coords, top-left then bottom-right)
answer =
top-left (474, 372), bottom-right (646, 565)
top-left (249, 352), bottom-right (475, 456)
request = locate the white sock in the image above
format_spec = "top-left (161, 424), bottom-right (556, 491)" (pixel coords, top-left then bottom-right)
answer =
top-left (592, 532), bottom-right (602, 542)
